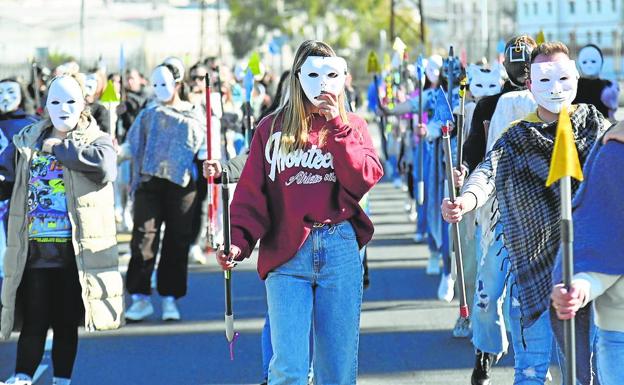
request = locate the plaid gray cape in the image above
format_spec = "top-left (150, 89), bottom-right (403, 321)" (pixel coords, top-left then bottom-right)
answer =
top-left (485, 103), bottom-right (607, 327)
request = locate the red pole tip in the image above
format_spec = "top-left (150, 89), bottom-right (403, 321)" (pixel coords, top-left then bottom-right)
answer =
top-left (460, 305), bottom-right (470, 319)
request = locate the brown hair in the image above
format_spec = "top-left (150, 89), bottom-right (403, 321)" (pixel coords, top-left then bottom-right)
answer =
top-left (272, 40), bottom-right (348, 154)
top-left (530, 41), bottom-right (570, 63)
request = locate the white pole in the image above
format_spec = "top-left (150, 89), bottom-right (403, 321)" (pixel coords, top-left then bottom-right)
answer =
top-left (560, 175), bottom-right (576, 385)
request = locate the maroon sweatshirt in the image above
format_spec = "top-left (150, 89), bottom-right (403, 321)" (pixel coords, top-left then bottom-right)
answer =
top-left (230, 112), bottom-right (383, 279)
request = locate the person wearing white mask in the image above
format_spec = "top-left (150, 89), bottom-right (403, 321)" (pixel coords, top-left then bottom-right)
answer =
top-left (120, 62), bottom-right (204, 322)
top-left (381, 54), bottom-right (447, 273)
top-left (216, 40), bottom-right (382, 385)
top-left (573, 44), bottom-right (619, 120)
top-left (0, 74), bottom-right (121, 385)
top-left (442, 42), bottom-right (611, 384)
top-left (83, 72), bottom-right (111, 134)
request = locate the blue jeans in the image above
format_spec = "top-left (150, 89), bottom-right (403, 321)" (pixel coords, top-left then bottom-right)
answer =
top-left (262, 314), bottom-right (272, 380)
top-left (509, 286), bottom-right (558, 384)
top-left (550, 304), bottom-right (598, 385)
top-left (0, 200), bottom-right (7, 279)
top-left (472, 223), bottom-right (509, 356)
top-left (265, 222), bottom-right (363, 385)
top-left (262, 314), bottom-right (314, 381)
top-left (596, 328), bottom-right (624, 385)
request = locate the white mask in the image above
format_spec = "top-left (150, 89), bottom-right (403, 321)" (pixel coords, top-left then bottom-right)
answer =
top-left (151, 66), bottom-right (177, 102)
top-left (467, 64), bottom-right (504, 98)
top-left (46, 76), bottom-right (86, 132)
top-left (577, 45), bottom-right (603, 78)
top-left (297, 56), bottom-right (347, 107)
top-left (425, 55), bottom-right (443, 83)
top-left (84, 73), bottom-right (99, 97)
top-left (530, 60), bottom-right (579, 114)
top-left (0, 81), bottom-right (21, 114)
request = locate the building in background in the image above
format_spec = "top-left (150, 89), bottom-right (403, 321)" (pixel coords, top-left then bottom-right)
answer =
top-left (516, 0), bottom-right (624, 80)
top-left (431, 0), bottom-right (517, 63)
top-left (0, 0), bottom-right (233, 78)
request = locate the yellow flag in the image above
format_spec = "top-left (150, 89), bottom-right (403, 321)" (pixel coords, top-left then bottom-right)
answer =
top-left (366, 51), bottom-right (380, 74)
top-left (545, 106), bottom-right (584, 187)
top-left (99, 80), bottom-right (119, 103)
top-left (247, 52), bottom-right (262, 76)
top-left (536, 30), bottom-right (546, 45)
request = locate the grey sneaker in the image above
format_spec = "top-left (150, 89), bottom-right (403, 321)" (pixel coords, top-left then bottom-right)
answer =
top-left (162, 297), bottom-right (180, 321)
top-left (452, 316), bottom-right (472, 338)
top-left (126, 297), bottom-right (154, 322)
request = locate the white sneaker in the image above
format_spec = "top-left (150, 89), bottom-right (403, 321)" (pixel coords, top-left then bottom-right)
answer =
top-left (189, 244), bottom-right (207, 265)
top-left (408, 206), bottom-right (417, 222)
top-left (162, 297), bottom-right (180, 321)
top-left (437, 273), bottom-right (455, 302)
top-left (3, 374), bottom-right (32, 385)
top-left (452, 316), bottom-right (471, 338)
top-left (125, 297), bottom-right (154, 321)
top-left (426, 253), bottom-right (441, 275)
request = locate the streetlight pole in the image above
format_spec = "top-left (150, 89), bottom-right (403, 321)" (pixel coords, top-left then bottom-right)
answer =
top-left (217, 0), bottom-right (223, 60)
top-left (80, 0), bottom-right (85, 67)
top-left (390, 0), bottom-right (395, 42)
top-left (200, 0), bottom-right (206, 60)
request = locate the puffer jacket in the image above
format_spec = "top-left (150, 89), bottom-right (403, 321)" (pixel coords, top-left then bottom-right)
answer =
top-left (1, 117), bottom-right (124, 339)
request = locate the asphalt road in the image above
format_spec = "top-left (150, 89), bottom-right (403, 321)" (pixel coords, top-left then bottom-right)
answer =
top-left (0, 111), bottom-right (576, 384)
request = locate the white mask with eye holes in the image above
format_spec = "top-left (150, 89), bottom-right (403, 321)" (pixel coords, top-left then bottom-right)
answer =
top-left (84, 73), bottom-right (99, 97)
top-left (425, 55), bottom-right (443, 83)
top-left (577, 45), bottom-right (603, 78)
top-left (467, 64), bottom-right (504, 98)
top-left (530, 60), bottom-right (579, 114)
top-left (0, 81), bottom-right (21, 114)
top-left (46, 76), bottom-right (86, 132)
top-left (298, 56), bottom-right (347, 107)
top-left (151, 66), bottom-right (177, 102)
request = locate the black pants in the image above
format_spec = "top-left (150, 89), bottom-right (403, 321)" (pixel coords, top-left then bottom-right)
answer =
top-left (15, 266), bottom-right (83, 379)
top-left (406, 164), bottom-right (414, 199)
top-left (126, 177), bottom-right (198, 298)
top-left (190, 160), bottom-right (208, 246)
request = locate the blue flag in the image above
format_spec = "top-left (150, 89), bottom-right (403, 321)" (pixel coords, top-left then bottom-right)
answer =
top-left (416, 55), bottom-right (425, 83)
top-left (119, 44), bottom-right (126, 72)
top-left (243, 69), bottom-right (254, 103)
top-left (432, 87), bottom-right (454, 123)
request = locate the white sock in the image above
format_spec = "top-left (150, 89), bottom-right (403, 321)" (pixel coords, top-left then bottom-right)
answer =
top-left (53, 377), bottom-right (71, 385)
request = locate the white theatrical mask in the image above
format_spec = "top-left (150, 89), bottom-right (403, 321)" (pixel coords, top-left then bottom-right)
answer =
top-left (0, 81), bottom-right (21, 114)
top-left (467, 64), bottom-right (504, 98)
top-left (84, 73), bottom-right (99, 97)
top-left (577, 45), bottom-right (603, 78)
top-left (46, 76), bottom-right (86, 132)
top-left (151, 66), bottom-right (177, 102)
top-left (425, 55), bottom-right (443, 83)
top-left (530, 60), bottom-right (579, 114)
top-left (298, 56), bottom-right (347, 107)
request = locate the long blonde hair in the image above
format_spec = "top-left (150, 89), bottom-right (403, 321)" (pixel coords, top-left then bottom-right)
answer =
top-left (272, 40), bottom-right (349, 153)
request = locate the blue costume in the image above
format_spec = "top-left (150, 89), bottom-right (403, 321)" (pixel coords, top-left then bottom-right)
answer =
top-left (0, 110), bottom-right (39, 277)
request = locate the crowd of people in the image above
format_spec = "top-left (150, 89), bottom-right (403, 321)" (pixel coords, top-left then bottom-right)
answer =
top-left (378, 36), bottom-right (622, 385)
top-left (0, 33), bottom-right (621, 385)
